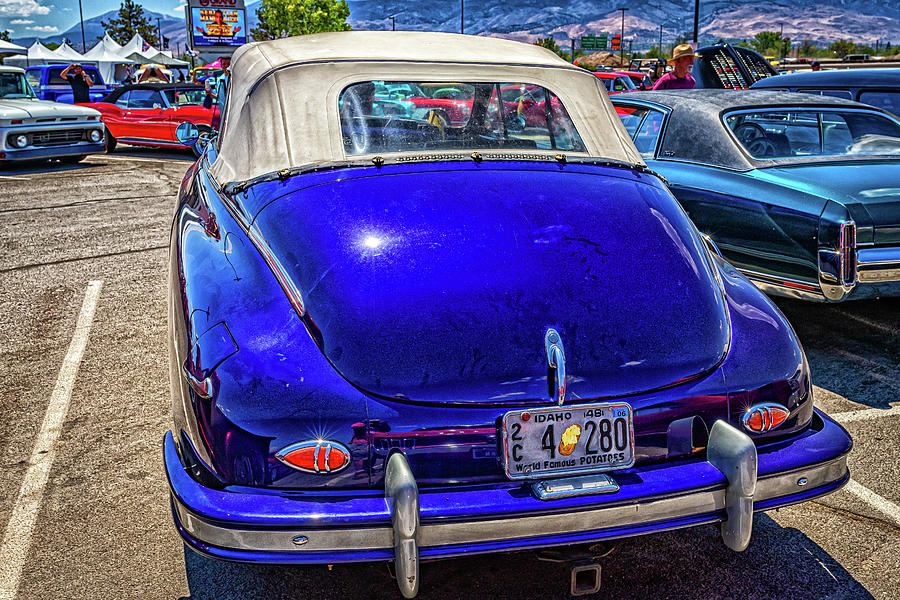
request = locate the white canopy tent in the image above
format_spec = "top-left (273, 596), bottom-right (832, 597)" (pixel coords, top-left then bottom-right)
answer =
top-left (83, 36), bottom-right (136, 83)
top-left (120, 34), bottom-right (158, 60)
top-left (82, 43), bottom-right (135, 83)
top-left (51, 42), bottom-right (85, 62)
top-left (0, 40), bottom-right (27, 55)
top-left (4, 41), bottom-right (66, 67)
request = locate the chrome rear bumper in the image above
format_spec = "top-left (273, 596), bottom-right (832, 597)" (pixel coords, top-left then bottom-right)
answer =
top-left (167, 409), bottom-right (851, 599)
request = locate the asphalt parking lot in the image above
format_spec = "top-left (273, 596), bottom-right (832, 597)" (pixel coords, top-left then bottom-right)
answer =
top-left (0, 149), bottom-right (897, 600)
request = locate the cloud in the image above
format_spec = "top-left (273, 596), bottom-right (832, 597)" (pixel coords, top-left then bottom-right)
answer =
top-left (0, 0), bottom-right (50, 17)
top-left (27, 24), bottom-right (57, 32)
top-left (9, 18), bottom-right (32, 23)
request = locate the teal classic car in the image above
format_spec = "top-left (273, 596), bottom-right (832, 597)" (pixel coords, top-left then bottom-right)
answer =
top-left (612, 90), bottom-right (900, 301)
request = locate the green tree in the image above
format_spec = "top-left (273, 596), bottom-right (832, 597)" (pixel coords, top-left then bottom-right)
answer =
top-left (251, 0), bottom-right (351, 41)
top-left (749, 31), bottom-right (782, 56)
top-left (534, 37), bottom-right (560, 54)
top-left (44, 41), bottom-right (60, 50)
top-left (0, 30), bottom-right (11, 42)
top-left (798, 39), bottom-right (818, 57)
top-left (829, 38), bottom-right (856, 58)
top-left (101, 0), bottom-right (157, 45)
top-left (645, 45), bottom-right (667, 60)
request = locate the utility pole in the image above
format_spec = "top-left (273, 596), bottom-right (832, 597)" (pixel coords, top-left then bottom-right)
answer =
top-left (658, 24), bottom-right (663, 56)
top-left (571, 39), bottom-right (575, 64)
top-left (77, 0), bottom-right (86, 53)
top-left (157, 17), bottom-right (162, 49)
top-left (779, 23), bottom-right (784, 60)
top-left (616, 7), bottom-right (628, 67)
top-left (692, 0), bottom-right (699, 45)
top-left (461, 0), bottom-right (464, 34)
top-left (391, 15), bottom-right (395, 31)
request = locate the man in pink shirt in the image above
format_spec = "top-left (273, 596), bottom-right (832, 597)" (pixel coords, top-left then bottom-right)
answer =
top-left (652, 44), bottom-right (700, 90)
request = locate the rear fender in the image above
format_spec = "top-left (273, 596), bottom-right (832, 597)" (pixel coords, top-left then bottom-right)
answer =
top-left (169, 168), bottom-right (370, 488)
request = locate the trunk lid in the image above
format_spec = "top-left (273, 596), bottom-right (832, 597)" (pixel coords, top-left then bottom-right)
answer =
top-left (767, 162), bottom-right (900, 245)
top-left (252, 164), bottom-right (730, 405)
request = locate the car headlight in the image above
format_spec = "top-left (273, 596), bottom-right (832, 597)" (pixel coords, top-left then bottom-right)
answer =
top-left (13, 134), bottom-right (28, 148)
top-left (89, 129), bottom-right (103, 143)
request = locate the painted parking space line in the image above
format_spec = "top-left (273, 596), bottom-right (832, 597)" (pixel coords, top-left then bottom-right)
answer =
top-left (843, 479), bottom-right (900, 529)
top-left (0, 280), bottom-right (103, 600)
top-left (831, 404), bottom-right (900, 424)
top-left (0, 175), bottom-right (29, 180)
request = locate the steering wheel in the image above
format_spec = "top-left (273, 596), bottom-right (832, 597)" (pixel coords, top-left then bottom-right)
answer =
top-left (734, 122), bottom-right (776, 157)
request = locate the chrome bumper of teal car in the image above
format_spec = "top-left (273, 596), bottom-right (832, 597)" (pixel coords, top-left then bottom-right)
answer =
top-left (856, 247), bottom-right (900, 283)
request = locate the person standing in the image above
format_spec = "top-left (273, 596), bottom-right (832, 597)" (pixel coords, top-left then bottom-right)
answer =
top-left (59, 63), bottom-right (94, 103)
top-left (652, 44), bottom-right (700, 90)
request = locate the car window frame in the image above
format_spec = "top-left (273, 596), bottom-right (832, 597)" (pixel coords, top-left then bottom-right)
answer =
top-left (611, 99), bottom-right (672, 160)
top-left (127, 88), bottom-right (166, 110)
top-left (857, 89), bottom-right (900, 117)
top-left (720, 105), bottom-right (900, 162)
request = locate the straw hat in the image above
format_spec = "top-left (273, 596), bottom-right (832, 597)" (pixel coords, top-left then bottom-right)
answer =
top-left (667, 44), bottom-right (700, 65)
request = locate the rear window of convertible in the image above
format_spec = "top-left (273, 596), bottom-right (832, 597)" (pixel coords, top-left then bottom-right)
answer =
top-left (339, 80), bottom-right (586, 155)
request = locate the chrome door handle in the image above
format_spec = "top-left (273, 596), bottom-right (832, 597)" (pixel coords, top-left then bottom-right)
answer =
top-left (545, 328), bottom-right (566, 405)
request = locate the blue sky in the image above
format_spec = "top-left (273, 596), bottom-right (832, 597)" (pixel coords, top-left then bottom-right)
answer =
top-left (0, 0), bottom-right (186, 37)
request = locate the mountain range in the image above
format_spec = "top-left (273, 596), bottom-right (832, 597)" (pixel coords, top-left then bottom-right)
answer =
top-left (11, 0), bottom-right (900, 54)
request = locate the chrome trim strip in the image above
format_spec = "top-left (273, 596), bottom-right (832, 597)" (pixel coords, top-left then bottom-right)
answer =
top-left (739, 268), bottom-right (826, 302)
top-left (857, 246), bottom-right (900, 283)
top-left (172, 455), bottom-right (847, 554)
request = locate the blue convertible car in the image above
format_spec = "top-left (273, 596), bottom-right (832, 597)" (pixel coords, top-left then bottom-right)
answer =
top-left (166, 32), bottom-right (852, 597)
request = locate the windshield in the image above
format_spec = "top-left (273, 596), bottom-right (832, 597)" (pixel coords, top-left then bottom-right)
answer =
top-left (339, 80), bottom-right (586, 156)
top-left (0, 72), bottom-right (35, 99)
top-left (163, 88), bottom-right (206, 106)
top-left (725, 109), bottom-right (900, 158)
top-left (48, 67), bottom-right (102, 85)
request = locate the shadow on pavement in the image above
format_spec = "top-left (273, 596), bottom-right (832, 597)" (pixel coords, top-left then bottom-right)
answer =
top-left (0, 159), bottom-right (102, 175)
top-left (108, 146), bottom-right (196, 161)
top-left (775, 297), bottom-right (900, 408)
top-left (179, 514), bottom-right (872, 599)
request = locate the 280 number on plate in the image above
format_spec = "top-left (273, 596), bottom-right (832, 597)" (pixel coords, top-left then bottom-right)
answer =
top-left (502, 403), bottom-right (634, 480)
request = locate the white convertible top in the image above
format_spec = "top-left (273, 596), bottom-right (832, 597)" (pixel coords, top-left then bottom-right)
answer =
top-left (210, 31), bottom-right (643, 183)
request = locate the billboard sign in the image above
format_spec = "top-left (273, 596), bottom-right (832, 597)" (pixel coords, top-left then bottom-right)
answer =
top-left (191, 7), bottom-right (246, 46)
top-left (186, 0), bottom-right (246, 54)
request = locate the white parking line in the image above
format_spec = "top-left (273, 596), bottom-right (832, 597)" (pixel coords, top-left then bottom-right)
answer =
top-left (831, 404), bottom-right (900, 424)
top-left (843, 479), bottom-right (900, 529)
top-left (0, 175), bottom-right (29, 180)
top-left (0, 280), bottom-right (103, 600)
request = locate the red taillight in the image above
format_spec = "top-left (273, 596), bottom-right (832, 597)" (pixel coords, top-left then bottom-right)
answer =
top-left (11, 119), bottom-right (22, 124)
top-left (742, 404), bottom-right (790, 434)
top-left (275, 440), bottom-right (351, 475)
top-left (840, 221), bottom-right (856, 286)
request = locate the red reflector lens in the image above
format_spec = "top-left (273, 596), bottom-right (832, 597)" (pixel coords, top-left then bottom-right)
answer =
top-left (11, 119), bottom-right (22, 124)
top-left (276, 440), bottom-right (351, 475)
top-left (742, 404), bottom-right (790, 433)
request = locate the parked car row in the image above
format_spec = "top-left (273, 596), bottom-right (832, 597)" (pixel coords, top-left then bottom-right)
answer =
top-left (160, 32), bottom-right (893, 599)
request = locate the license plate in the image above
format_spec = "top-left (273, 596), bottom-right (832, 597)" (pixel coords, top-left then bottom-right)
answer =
top-left (502, 402), bottom-right (635, 480)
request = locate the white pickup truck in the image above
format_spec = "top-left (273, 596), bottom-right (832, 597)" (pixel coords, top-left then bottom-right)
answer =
top-left (0, 65), bottom-right (106, 163)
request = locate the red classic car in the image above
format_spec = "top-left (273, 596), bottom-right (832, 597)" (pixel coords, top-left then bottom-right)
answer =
top-left (80, 83), bottom-right (215, 156)
top-left (593, 71), bottom-right (638, 94)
